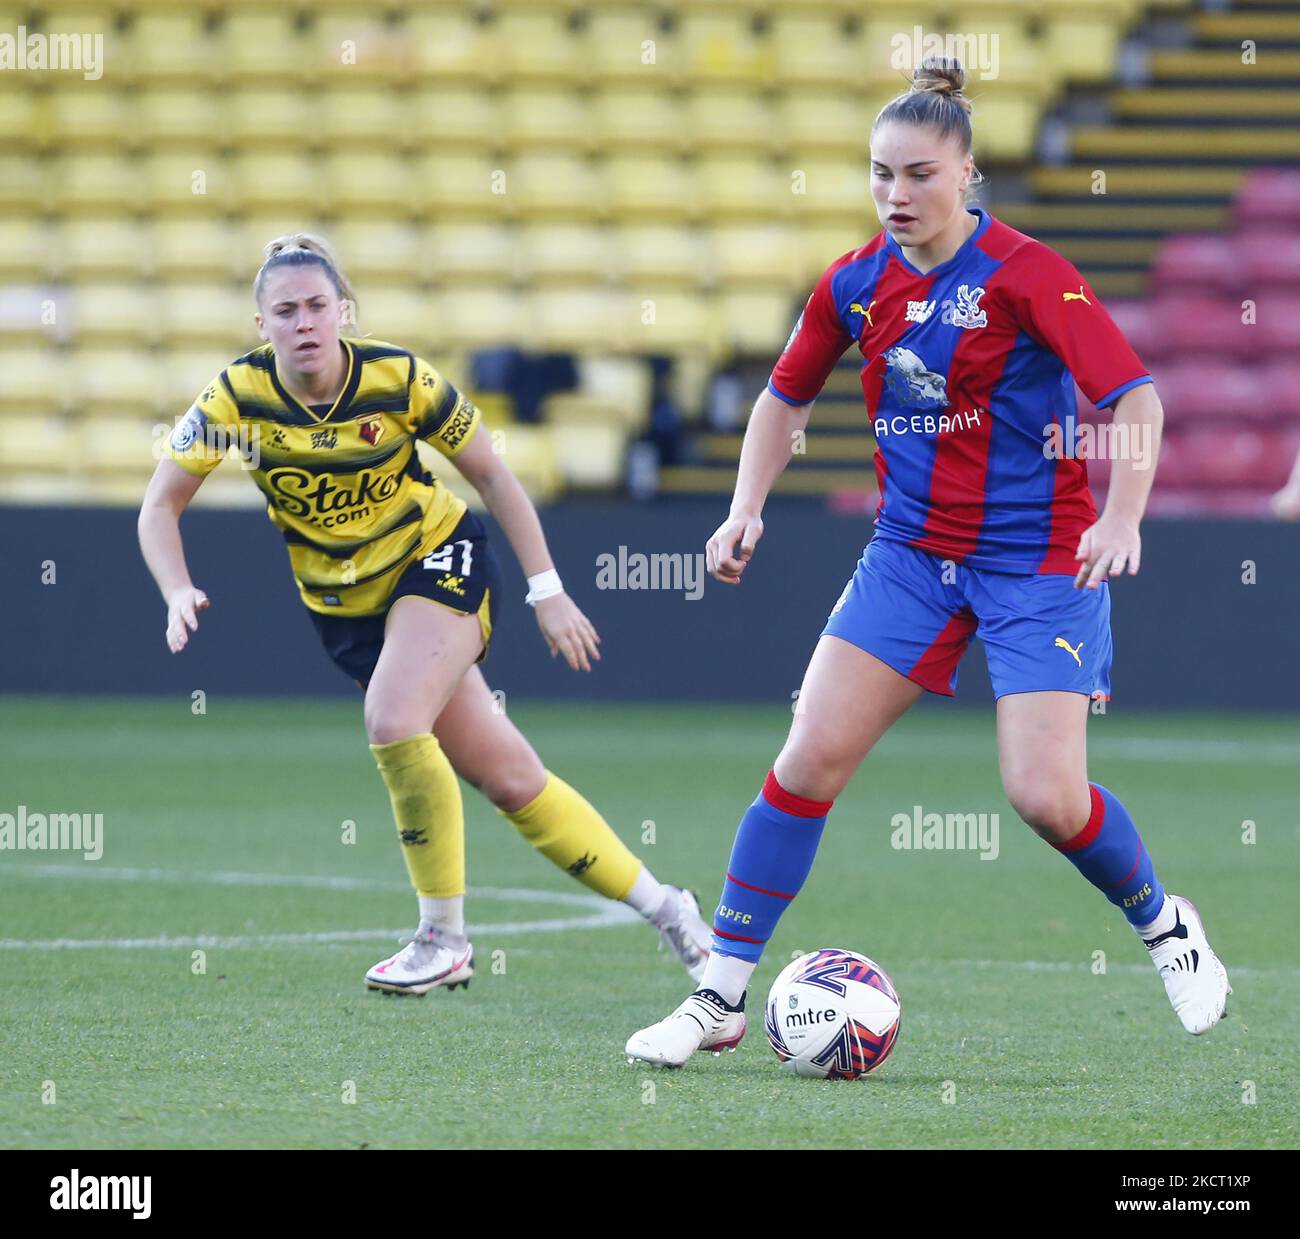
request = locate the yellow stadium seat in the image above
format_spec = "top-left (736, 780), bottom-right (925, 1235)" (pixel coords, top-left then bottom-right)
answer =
top-left (683, 91), bottom-right (776, 154)
top-left (71, 350), bottom-right (166, 412)
top-left (70, 283), bottom-right (155, 345)
top-left (0, 349), bottom-right (66, 412)
top-left (56, 218), bottom-right (151, 280)
top-left (716, 288), bottom-right (800, 356)
top-left (437, 423), bottom-right (561, 502)
top-left (605, 155), bottom-right (699, 222)
top-left (777, 92), bottom-right (892, 159)
top-left (547, 420), bottom-right (628, 490)
top-left (0, 416), bottom-right (74, 467)
top-left (431, 289), bottom-right (527, 350)
top-left (357, 289), bottom-right (440, 355)
top-left (0, 217), bottom-right (58, 280)
top-left (699, 157), bottom-right (791, 221)
top-left (143, 152), bottom-right (230, 212)
top-left (521, 225), bottom-right (616, 284)
top-left (508, 154), bottom-right (605, 221)
top-left (675, 13), bottom-right (773, 85)
top-left (46, 85), bottom-right (135, 150)
top-left (788, 160), bottom-right (874, 223)
top-left (225, 89), bottom-right (313, 150)
top-left (425, 223), bottom-right (516, 284)
top-left (123, 13), bottom-right (217, 85)
top-left (800, 224), bottom-right (874, 281)
top-left (623, 288), bottom-right (720, 357)
top-left (410, 88), bottom-right (503, 150)
top-left (496, 11), bottom-right (587, 83)
top-left (156, 286), bottom-right (258, 353)
top-left (0, 85), bottom-right (42, 151)
top-left (239, 215), bottom-right (333, 263)
top-left (592, 89), bottom-right (686, 155)
top-left (136, 88), bottom-right (223, 148)
top-left (152, 218), bottom-right (244, 281)
top-left (1045, 16), bottom-right (1123, 83)
top-left (711, 224), bottom-right (807, 288)
top-left (406, 8), bottom-right (501, 85)
top-left (82, 416), bottom-right (168, 474)
top-left (586, 8), bottom-right (670, 83)
top-left (615, 225), bottom-right (707, 288)
top-left (317, 86), bottom-right (408, 148)
top-left (971, 88), bottom-right (1042, 161)
top-left (223, 12), bottom-right (307, 83)
top-left (330, 221), bottom-right (421, 285)
top-left (312, 15), bottom-right (411, 83)
top-left (501, 88), bottom-right (592, 152)
top-left (770, 16), bottom-right (867, 90)
top-left (160, 349), bottom-right (238, 412)
top-left (0, 287), bottom-right (55, 346)
top-left (228, 153), bottom-right (323, 213)
top-left (529, 288), bottom-right (623, 352)
top-left (55, 153), bottom-right (140, 212)
top-left (574, 356), bottom-right (653, 430)
top-left (416, 153), bottom-right (510, 219)
top-left (0, 154), bottom-right (49, 211)
top-left (323, 152), bottom-right (413, 216)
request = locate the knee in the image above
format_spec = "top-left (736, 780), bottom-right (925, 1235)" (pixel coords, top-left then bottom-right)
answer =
top-left (1004, 776), bottom-right (1090, 844)
top-left (480, 758), bottom-right (547, 814)
top-left (364, 699), bottom-right (424, 748)
top-left (773, 733), bottom-right (852, 804)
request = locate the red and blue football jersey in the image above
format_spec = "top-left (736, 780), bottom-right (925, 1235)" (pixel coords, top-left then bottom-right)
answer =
top-left (769, 208), bottom-right (1152, 574)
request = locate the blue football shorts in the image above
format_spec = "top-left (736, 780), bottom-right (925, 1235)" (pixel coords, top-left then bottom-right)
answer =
top-left (821, 536), bottom-right (1112, 700)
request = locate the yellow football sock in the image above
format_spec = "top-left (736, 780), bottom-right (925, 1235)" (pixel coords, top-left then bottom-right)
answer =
top-left (501, 771), bottom-right (642, 901)
top-left (370, 733), bottom-right (464, 898)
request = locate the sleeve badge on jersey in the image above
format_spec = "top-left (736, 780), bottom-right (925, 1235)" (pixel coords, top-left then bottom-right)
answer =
top-left (783, 309), bottom-right (805, 352)
top-left (170, 404), bottom-right (207, 452)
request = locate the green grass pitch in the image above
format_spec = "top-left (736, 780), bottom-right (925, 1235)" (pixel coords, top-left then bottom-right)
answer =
top-left (1, 697), bottom-right (1295, 1149)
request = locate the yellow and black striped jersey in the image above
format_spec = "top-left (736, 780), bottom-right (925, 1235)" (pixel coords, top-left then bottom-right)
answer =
top-left (165, 336), bottom-right (481, 616)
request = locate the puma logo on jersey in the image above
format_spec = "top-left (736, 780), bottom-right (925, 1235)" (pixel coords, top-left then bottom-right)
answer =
top-left (849, 300), bottom-right (876, 327)
top-left (1062, 286), bottom-right (1091, 305)
top-left (906, 299), bottom-right (937, 323)
top-left (1054, 637), bottom-right (1083, 667)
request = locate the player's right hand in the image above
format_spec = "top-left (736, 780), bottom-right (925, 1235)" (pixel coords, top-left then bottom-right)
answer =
top-left (706, 512), bottom-right (763, 585)
top-left (165, 586), bottom-right (209, 653)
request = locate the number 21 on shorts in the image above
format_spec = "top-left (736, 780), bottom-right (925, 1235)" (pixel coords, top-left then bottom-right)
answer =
top-left (422, 539), bottom-right (473, 575)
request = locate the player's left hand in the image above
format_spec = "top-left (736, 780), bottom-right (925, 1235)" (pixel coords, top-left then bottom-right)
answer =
top-left (534, 593), bottom-right (601, 672)
top-left (1074, 513), bottom-right (1141, 590)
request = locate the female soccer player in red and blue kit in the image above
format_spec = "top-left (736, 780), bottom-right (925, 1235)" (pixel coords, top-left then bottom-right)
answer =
top-left (626, 58), bottom-right (1231, 1068)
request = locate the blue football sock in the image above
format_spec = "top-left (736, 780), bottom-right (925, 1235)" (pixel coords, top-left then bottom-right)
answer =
top-left (1053, 783), bottom-right (1165, 926)
top-left (711, 770), bottom-right (832, 963)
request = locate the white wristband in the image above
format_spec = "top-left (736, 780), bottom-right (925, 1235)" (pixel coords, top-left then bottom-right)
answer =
top-left (525, 569), bottom-right (564, 606)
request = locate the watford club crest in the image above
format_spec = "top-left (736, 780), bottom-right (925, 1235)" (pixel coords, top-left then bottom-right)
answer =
top-left (355, 413), bottom-right (385, 445)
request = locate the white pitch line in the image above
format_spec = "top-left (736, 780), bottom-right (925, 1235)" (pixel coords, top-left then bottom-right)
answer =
top-left (0, 863), bottom-right (641, 949)
top-left (904, 958), bottom-right (1293, 979)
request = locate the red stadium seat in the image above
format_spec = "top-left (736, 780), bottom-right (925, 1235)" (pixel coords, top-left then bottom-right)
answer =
top-left (1146, 360), bottom-right (1268, 425)
top-left (1151, 233), bottom-right (1243, 296)
top-left (1235, 230), bottom-right (1300, 290)
top-left (1255, 359), bottom-right (1300, 419)
top-left (1104, 299), bottom-right (1164, 361)
top-left (1176, 428), bottom-right (1295, 489)
top-left (1234, 168), bottom-right (1300, 229)
top-left (1254, 296), bottom-right (1300, 357)
top-left (1153, 297), bottom-right (1257, 360)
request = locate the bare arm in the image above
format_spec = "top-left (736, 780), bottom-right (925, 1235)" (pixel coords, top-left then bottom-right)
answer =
top-left (1075, 381), bottom-right (1165, 589)
top-left (708, 387), bottom-right (814, 584)
top-left (138, 458), bottom-right (210, 652)
top-left (1270, 440), bottom-right (1300, 520)
top-left (451, 424), bottom-right (600, 672)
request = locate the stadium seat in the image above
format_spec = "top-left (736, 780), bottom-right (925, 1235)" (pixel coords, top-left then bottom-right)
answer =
top-left (312, 15), bottom-right (410, 83)
top-left (228, 153), bottom-right (322, 213)
top-left (1155, 297), bottom-right (1257, 360)
top-left (586, 8), bottom-right (673, 83)
top-left (223, 12), bottom-right (308, 83)
top-left (1256, 359), bottom-right (1300, 419)
top-left (324, 152), bottom-right (414, 216)
top-left (547, 420), bottom-right (628, 490)
top-left (676, 12), bottom-right (773, 85)
top-left (711, 224), bottom-right (806, 288)
top-left (699, 157), bottom-right (790, 221)
top-left (46, 86), bottom-right (135, 151)
top-left (225, 90), bottom-right (314, 150)
top-left (355, 288), bottom-right (440, 354)
top-left (776, 93), bottom-right (885, 159)
top-left (769, 16), bottom-right (865, 90)
top-left (0, 85), bottom-right (42, 151)
top-left (153, 219), bottom-right (244, 282)
top-left (416, 153), bottom-right (511, 219)
top-left (1148, 360), bottom-right (1269, 425)
top-left (616, 225), bottom-right (708, 288)
top-left (1236, 231), bottom-right (1300, 291)
top-left (501, 89), bottom-right (593, 152)
top-left (787, 159), bottom-right (873, 223)
top-left (1254, 295), bottom-right (1300, 357)
top-left (592, 90), bottom-right (686, 155)
top-left (410, 88), bottom-right (503, 150)
top-left (315, 86), bottom-right (409, 149)
top-left (716, 288), bottom-right (802, 356)
top-left (1235, 168), bottom-right (1300, 229)
top-left (431, 289), bottom-right (528, 349)
top-left (123, 13), bottom-right (216, 85)
top-left (69, 282), bottom-right (157, 345)
top-left (82, 417), bottom-right (170, 476)
top-left (0, 217), bottom-right (58, 280)
top-left (0, 349), bottom-right (66, 412)
top-left (573, 356), bottom-right (654, 431)
top-left (528, 288), bottom-right (623, 352)
top-left (406, 8), bottom-right (501, 85)
top-left (71, 350), bottom-right (167, 413)
top-left (1105, 300), bottom-right (1165, 361)
top-left (683, 91), bottom-right (776, 155)
top-left (160, 349), bottom-right (238, 413)
top-left (330, 221), bottom-right (421, 285)
top-left (1044, 13), bottom-right (1123, 84)
top-left (155, 283), bottom-right (260, 350)
top-left (622, 288), bottom-right (719, 356)
top-left (521, 225), bottom-right (616, 284)
top-left (495, 11), bottom-right (587, 83)
top-left (426, 222), bottom-right (517, 284)
top-left (508, 153), bottom-right (605, 221)
top-left (136, 88), bottom-right (223, 148)
top-left (54, 153), bottom-right (140, 211)
top-left (605, 156), bottom-right (699, 222)
top-left (1151, 234), bottom-right (1243, 296)
top-left (0, 416), bottom-right (75, 469)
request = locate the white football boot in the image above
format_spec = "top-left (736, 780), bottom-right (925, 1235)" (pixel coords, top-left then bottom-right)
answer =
top-left (1143, 895), bottom-right (1231, 1035)
top-left (365, 926), bottom-right (474, 996)
top-left (655, 887), bottom-right (712, 982)
top-left (624, 989), bottom-right (747, 1068)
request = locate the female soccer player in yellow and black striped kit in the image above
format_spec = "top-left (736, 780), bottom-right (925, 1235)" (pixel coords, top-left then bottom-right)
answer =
top-left (138, 235), bottom-right (711, 994)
